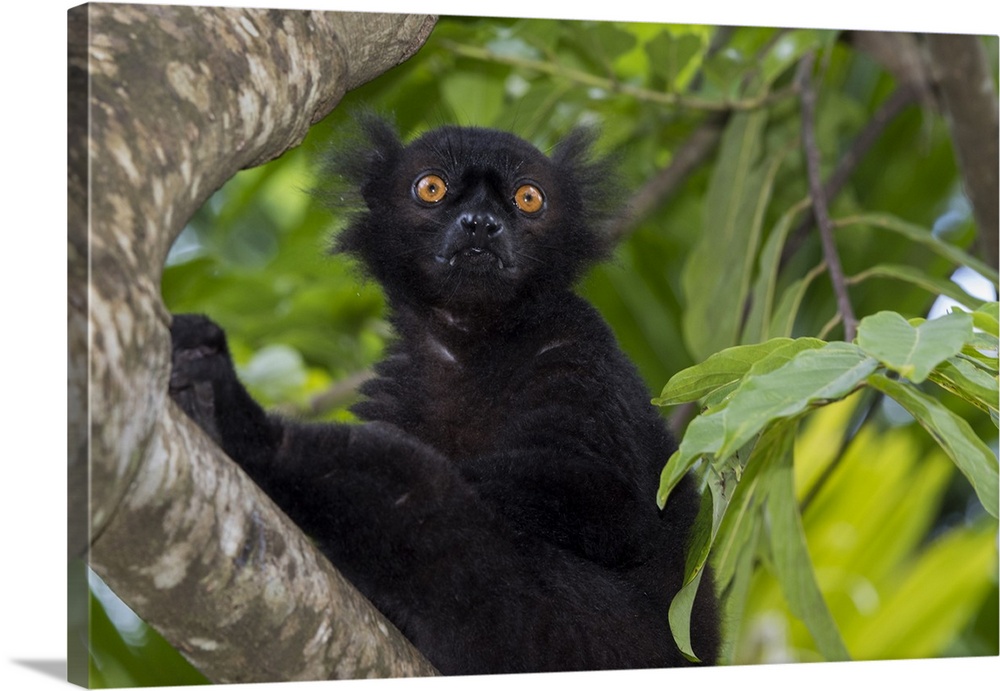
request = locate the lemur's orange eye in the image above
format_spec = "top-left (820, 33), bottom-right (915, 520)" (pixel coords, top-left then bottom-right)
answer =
top-left (414, 174), bottom-right (447, 203)
top-left (513, 184), bottom-right (544, 214)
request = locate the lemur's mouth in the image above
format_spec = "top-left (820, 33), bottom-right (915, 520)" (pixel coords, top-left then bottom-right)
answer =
top-left (436, 247), bottom-right (507, 271)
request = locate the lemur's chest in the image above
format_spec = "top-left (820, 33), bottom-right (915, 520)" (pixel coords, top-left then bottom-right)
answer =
top-left (408, 335), bottom-right (516, 459)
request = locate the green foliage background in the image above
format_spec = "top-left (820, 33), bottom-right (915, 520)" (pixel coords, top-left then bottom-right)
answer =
top-left (87, 15), bottom-right (999, 685)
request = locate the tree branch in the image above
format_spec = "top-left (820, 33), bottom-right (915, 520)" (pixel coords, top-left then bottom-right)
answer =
top-left (796, 52), bottom-right (858, 342)
top-left (611, 116), bottom-right (726, 240)
top-left (68, 4), bottom-right (438, 683)
top-left (781, 84), bottom-right (920, 263)
top-left (848, 31), bottom-right (935, 109)
top-left (441, 40), bottom-right (798, 112)
top-left (924, 33), bottom-right (999, 269)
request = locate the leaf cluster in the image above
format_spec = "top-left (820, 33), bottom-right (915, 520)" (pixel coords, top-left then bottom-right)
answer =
top-left (655, 303), bottom-right (999, 661)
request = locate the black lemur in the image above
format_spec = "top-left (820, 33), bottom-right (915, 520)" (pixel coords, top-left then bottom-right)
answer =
top-left (169, 118), bottom-right (719, 675)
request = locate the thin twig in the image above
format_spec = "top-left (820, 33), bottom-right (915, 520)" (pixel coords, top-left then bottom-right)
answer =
top-left (817, 312), bottom-right (844, 341)
top-left (781, 84), bottom-right (919, 263)
top-left (797, 52), bottom-right (858, 342)
top-left (442, 40), bottom-right (798, 113)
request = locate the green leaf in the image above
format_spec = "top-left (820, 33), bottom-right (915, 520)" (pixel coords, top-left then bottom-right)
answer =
top-left (645, 30), bottom-right (704, 91)
top-left (668, 338), bottom-right (826, 412)
top-left (716, 519), bottom-right (761, 665)
top-left (839, 213), bottom-right (1000, 285)
top-left (570, 21), bottom-right (637, 64)
top-left (856, 310), bottom-right (973, 383)
top-left (659, 418), bottom-right (743, 511)
top-left (677, 433), bottom-right (759, 595)
top-left (707, 342), bottom-right (877, 461)
top-left (654, 337), bottom-right (829, 409)
top-left (668, 567), bottom-right (706, 662)
top-left (961, 331), bottom-right (1000, 372)
top-left (712, 420), bottom-right (798, 590)
top-left (659, 342), bottom-right (877, 505)
top-left (681, 108), bottom-right (774, 361)
top-left (665, 429), bottom-right (770, 661)
top-left (742, 198), bottom-right (811, 344)
top-left (654, 338), bottom-right (798, 406)
top-left (972, 301), bottom-right (1000, 337)
top-left (764, 440), bottom-right (852, 661)
top-left (744, 337), bottom-right (829, 377)
top-left (848, 264), bottom-right (987, 311)
top-left (868, 373), bottom-right (999, 518)
top-left (929, 356), bottom-right (999, 423)
top-left (767, 261), bottom-right (828, 338)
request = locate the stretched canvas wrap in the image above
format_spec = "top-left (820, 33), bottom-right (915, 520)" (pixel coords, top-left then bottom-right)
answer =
top-left (67, 2), bottom-right (999, 688)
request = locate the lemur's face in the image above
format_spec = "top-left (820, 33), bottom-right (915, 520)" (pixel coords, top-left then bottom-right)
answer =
top-left (338, 124), bottom-right (614, 313)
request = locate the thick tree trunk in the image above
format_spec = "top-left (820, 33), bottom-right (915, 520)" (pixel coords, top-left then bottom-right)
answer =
top-left (924, 33), bottom-right (999, 269)
top-left (67, 3), bottom-right (438, 684)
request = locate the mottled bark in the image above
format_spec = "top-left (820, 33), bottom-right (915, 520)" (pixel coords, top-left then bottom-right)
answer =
top-left (924, 33), bottom-right (999, 269)
top-left (68, 3), bottom-right (437, 684)
top-left (852, 30), bottom-right (999, 269)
